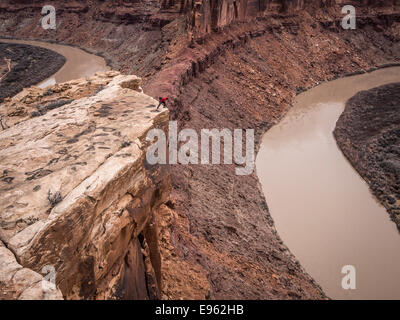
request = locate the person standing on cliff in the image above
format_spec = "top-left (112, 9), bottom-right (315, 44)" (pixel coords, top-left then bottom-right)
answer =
top-left (156, 97), bottom-right (168, 110)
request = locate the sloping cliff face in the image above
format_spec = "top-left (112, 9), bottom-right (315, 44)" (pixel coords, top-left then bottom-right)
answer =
top-left (0, 72), bottom-right (170, 299)
top-left (0, 238), bottom-right (63, 299)
top-left (1, 0), bottom-right (400, 300)
top-left (1, 1), bottom-right (398, 85)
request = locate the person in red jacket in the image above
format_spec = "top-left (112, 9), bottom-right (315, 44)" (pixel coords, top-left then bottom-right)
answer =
top-left (156, 97), bottom-right (168, 110)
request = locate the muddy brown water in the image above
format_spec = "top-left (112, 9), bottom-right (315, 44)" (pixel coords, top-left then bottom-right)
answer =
top-left (256, 67), bottom-right (400, 299)
top-left (1, 39), bottom-right (108, 87)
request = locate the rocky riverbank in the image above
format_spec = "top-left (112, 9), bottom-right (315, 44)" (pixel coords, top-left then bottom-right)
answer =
top-left (0, 43), bottom-right (65, 102)
top-left (0, 71), bottom-right (170, 299)
top-left (1, 0), bottom-right (400, 299)
top-left (334, 82), bottom-right (400, 229)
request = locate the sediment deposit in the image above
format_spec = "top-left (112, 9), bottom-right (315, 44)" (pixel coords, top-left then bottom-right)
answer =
top-left (0, 71), bottom-right (170, 299)
top-left (334, 82), bottom-right (400, 229)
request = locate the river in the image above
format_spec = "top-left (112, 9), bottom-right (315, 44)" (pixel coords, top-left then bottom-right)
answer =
top-left (256, 67), bottom-right (400, 299)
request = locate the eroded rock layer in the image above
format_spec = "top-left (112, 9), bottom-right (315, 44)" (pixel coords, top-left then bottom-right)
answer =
top-left (334, 82), bottom-right (400, 229)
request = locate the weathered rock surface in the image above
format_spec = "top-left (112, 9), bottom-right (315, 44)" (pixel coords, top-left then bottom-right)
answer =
top-left (334, 82), bottom-right (400, 229)
top-left (0, 71), bottom-right (170, 299)
top-left (152, 8), bottom-right (400, 299)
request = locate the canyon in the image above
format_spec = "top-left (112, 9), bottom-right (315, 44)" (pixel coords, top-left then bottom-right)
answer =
top-left (0, 0), bottom-right (400, 299)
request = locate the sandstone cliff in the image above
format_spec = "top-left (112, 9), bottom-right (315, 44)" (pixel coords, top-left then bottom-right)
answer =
top-left (0, 43), bottom-right (65, 103)
top-left (334, 82), bottom-right (400, 229)
top-left (0, 71), bottom-right (170, 299)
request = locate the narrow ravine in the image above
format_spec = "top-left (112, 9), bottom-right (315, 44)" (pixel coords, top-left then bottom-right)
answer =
top-left (1, 39), bottom-right (108, 87)
top-left (256, 67), bottom-right (400, 299)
